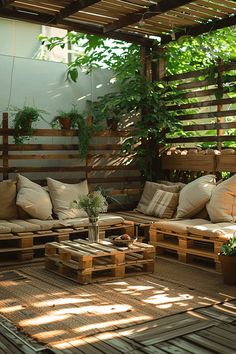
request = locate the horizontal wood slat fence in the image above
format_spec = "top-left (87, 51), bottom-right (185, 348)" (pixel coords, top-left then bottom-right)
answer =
top-left (161, 60), bottom-right (236, 182)
top-left (0, 112), bottom-right (141, 210)
top-left (163, 60), bottom-right (236, 150)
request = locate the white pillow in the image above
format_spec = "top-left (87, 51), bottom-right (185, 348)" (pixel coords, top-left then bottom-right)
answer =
top-left (16, 174), bottom-right (52, 220)
top-left (176, 175), bottom-right (216, 218)
top-left (47, 177), bottom-right (88, 220)
top-left (207, 174), bottom-right (236, 222)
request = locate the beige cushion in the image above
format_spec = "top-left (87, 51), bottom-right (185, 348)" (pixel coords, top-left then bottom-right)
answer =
top-left (206, 174), bottom-right (236, 222)
top-left (137, 181), bottom-right (181, 214)
top-left (0, 220), bottom-right (41, 233)
top-left (60, 214), bottom-right (124, 228)
top-left (153, 219), bottom-right (209, 235)
top-left (27, 219), bottom-right (66, 230)
top-left (0, 221), bottom-right (12, 233)
top-left (0, 180), bottom-right (18, 219)
top-left (176, 175), bottom-right (216, 218)
top-left (47, 178), bottom-right (88, 220)
top-left (146, 190), bottom-right (179, 219)
top-left (16, 175), bottom-right (52, 220)
top-left (157, 180), bottom-right (186, 190)
top-left (187, 222), bottom-right (236, 240)
top-left (115, 210), bottom-right (162, 223)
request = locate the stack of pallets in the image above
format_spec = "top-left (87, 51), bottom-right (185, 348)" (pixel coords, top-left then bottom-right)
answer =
top-left (149, 224), bottom-right (225, 271)
top-left (45, 239), bottom-right (155, 284)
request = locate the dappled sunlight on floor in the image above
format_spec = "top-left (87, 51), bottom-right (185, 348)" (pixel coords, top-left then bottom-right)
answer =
top-left (0, 263), bottom-right (234, 347)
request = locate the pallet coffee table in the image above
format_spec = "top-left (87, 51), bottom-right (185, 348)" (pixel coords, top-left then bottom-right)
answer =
top-left (45, 239), bottom-right (155, 284)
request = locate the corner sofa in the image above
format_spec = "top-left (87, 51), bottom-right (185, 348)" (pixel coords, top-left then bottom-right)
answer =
top-left (0, 175), bottom-right (134, 264)
top-left (116, 173), bottom-right (236, 272)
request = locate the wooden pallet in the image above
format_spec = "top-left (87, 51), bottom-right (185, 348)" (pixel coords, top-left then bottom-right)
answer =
top-left (45, 239), bottom-right (155, 284)
top-left (149, 225), bottom-right (227, 271)
top-left (0, 220), bottom-right (134, 265)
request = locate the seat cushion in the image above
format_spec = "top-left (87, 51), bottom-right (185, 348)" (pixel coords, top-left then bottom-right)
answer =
top-left (0, 220), bottom-right (41, 233)
top-left (114, 210), bottom-right (162, 224)
top-left (176, 175), bottom-right (216, 218)
top-left (206, 174), bottom-right (236, 222)
top-left (152, 219), bottom-right (209, 235)
top-left (16, 175), bottom-right (52, 220)
top-left (0, 180), bottom-right (18, 219)
top-left (60, 214), bottom-right (124, 228)
top-left (47, 178), bottom-right (88, 220)
top-left (187, 222), bottom-right (236, 239)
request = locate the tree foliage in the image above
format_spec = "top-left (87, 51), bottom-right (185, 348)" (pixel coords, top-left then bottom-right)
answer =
top-left (39, 27), bottom-right (236, 79)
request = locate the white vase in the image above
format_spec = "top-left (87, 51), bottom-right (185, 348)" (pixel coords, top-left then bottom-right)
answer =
top-left (88, 216), bottom-right (99, 242)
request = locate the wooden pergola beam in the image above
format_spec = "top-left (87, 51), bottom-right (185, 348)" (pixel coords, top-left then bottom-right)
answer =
top-left (0, 0), bottom-right (15, 7)
top-left (103, 0), bottom-right (198, 34)
top-left (54, 0), bottom-right (101, 24)
top-left (161, 14), bottom-right (236, 44)
top-left (0, 7), bottom-right (153, 46)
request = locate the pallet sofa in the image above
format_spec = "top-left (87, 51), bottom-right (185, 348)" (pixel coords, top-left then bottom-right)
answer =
top-left (0, 175), bottom-right (134, 265)
top-left (115, 166), bottom-right (236, 272)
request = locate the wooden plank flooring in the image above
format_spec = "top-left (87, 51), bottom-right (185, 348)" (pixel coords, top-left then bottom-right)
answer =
top-left (1, 300), bottom-right (235, 353)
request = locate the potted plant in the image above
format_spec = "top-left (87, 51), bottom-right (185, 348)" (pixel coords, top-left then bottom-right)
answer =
top-left (73, 191), bottom-right (108, 242)
top-left (12, 105), bottom-right (47, 144)
top-left (51, 107), bottom-right (92, 158)
top-left (51, 107), bottom-right (80, 130)
top-left (219, 234), bottom-right (236, 285)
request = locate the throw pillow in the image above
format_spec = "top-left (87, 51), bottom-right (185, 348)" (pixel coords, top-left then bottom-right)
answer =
top-left (0, 180), bottom-right (18, 219)
top-left (176, 174), bottom-right (216, 218)
top-left (47, 177), bottom-right (88, 220)
top-left (146, 190), bottom-right (179, 218)
top-left (206, 174), bottom-right (236, 222)
top-left (136, 181), bottom-right (181, 214)
top-left (16, 174), bottom-right (52, 220)
top-left (157, 180), bottom-right (186, 190)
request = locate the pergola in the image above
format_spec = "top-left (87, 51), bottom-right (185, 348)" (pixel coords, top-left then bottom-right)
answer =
top-left (0, 0), bottom-right (236, 47)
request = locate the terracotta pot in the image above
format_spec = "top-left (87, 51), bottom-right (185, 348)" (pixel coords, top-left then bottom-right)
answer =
top-left (58, 116), bottom-right (72, 129)
top-left (219, 255), bottom-right (236, 285)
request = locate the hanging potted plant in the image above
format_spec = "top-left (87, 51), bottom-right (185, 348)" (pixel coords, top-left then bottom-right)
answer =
top-left (219, 234), bottom-right (236, 285)
top-left (51, 106), bottom-right (93, 158)
top-left (12, 105), bottom-right (47, 144)
top-left (50, 107), bottom-right (79, 130)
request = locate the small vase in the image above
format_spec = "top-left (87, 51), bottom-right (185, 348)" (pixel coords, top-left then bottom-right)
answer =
top-left (88, 216), bottom-right (99, 242)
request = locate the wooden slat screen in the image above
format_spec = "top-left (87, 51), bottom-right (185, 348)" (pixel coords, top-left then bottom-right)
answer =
top-left (0, 113), bottom-right (141, 209)
top-left (164, 61), bottom-right (236, 147)
top-left (161, 60), bottom-right (236, 181)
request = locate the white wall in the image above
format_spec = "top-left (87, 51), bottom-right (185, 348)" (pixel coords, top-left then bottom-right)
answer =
top-left (0, 17), bottom-right (115, 125)
top-left (0, 18), bottom-right (41, 58)
top-left (0, 54), bottom-right (114, 127)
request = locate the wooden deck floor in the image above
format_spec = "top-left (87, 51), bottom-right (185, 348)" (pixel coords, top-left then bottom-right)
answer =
top-left (0, 257), bottom-right (235, 354)
top-left (1, 300), bottom-right (236, 354)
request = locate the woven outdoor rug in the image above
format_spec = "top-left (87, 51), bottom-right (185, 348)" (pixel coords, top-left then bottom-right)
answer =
top-left (0, 260), bottom-right (235, 347)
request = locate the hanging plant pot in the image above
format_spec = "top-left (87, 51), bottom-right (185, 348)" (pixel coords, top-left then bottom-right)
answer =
top-left (219, 255), bottom-right (236, 285)
top-left (58, 116), bottom-right (72, 129)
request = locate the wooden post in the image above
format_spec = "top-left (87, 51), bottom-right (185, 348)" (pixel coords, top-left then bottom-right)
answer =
top-left (155, 47), bottom-right (167, 81)
top-left (154, 46), bottom-right (167, 180)
top-left (2, 112), bottom-right (9, 180)
top-left (217, 59), bottom-right (223, 150)
top-left (85, 115), bottom-right (93, 190)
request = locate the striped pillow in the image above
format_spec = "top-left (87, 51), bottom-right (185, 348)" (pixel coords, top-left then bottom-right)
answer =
top-left (146, 190), bottom-right (179, 219)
